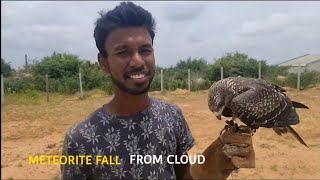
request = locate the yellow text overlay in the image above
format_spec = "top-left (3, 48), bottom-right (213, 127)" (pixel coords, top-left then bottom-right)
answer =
top-left (28, 155), bottom-right (121, 165)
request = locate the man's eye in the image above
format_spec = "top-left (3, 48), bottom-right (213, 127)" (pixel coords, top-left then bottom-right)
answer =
top-left (116, 51), bottom-right (129, 55)
top-left (140, 49), bottom-right (153, 54)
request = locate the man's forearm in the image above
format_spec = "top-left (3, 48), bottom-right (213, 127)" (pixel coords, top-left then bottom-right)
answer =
top-left (189, 138), bottom-right (235, 179)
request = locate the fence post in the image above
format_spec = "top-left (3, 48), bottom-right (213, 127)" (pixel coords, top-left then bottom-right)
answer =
top-left (25, 54), bottom-right (28, 73)
top-left (161, 69), bottom-right (164, 94)
top-left (297, 64), bottom-right (301, 91)
top-left (188, 69), bottom-right (191, 92)
top-left (46, 74), bottom-right (49, 102)
top-left (258, 61), bottom-right (261, 79)
top-left (79, 72), bottom-right (83, 99)
top-left (221, 67), bottom-right (224, 80)
top-left (1, 74), bottom-right (4, 105)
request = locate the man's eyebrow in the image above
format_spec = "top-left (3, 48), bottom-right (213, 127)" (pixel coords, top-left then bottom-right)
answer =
top-left (141, 44), bottom-right (153, 48)
top-left (113, 44), bottom-right (153, 51)
top-left (113, 45), bottom-right (130, 51)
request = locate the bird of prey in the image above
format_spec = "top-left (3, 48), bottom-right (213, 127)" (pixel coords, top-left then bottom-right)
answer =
top-left (208, 76), bottom-right (309, 148)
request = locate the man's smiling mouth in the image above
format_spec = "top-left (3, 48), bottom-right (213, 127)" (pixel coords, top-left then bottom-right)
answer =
top-left (130, 73), bottom-right (146, 79)
top-left (126, 70), bottom-right (149, 80)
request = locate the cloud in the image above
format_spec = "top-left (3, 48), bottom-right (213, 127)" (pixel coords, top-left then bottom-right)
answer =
top-left (236, 13), bottom-right (291, 36)
top-left (162, 2), bottom-right (207, 22)
top-left (234, 12), bottom-right (320, 38)
top-left (1, 1), bottom-right (320, 69)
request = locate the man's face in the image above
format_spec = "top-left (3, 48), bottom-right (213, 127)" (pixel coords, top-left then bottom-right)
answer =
top-left (98, 27), bottom-right (155, 95)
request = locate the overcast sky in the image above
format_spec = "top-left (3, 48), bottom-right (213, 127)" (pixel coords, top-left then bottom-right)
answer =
top-left (2, 1), bottom-right (320, 69)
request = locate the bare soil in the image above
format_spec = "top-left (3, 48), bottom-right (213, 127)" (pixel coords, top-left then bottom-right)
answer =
top-left (1, 88), bottom-right (320, 179)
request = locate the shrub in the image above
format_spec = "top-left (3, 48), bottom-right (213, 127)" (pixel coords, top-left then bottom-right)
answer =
top-left (285, 71), bottom-right (320, 89)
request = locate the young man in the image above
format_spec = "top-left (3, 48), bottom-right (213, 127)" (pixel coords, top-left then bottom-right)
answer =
top-left (61, 2), bottom-right (254, 180)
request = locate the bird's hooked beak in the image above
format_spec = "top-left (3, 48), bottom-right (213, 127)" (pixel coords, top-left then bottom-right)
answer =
top-left (214, 106), bottom-right (225, 120)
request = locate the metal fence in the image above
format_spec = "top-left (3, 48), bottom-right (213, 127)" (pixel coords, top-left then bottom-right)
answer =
top-left (1, 62), bottom-right (313, 105)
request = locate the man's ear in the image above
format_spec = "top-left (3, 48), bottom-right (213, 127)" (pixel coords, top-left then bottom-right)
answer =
top-left (98, 53), bottom-right (110, 74)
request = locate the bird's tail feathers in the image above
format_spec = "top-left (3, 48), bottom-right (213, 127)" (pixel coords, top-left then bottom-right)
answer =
top-left (272, 127), bottom-right (288, 136)
top-left (272, 126), bottom-right (309, 149)
top-left (292, 101), bottom-right (309, 109)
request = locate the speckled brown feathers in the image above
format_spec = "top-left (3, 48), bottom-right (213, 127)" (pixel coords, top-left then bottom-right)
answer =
top-left (208, 77), bottom-right (309, 148)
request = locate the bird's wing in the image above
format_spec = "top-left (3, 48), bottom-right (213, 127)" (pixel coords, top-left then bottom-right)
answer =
top-left (254, 79), bottom-right (287, 92)
top-left (267, 81), bottom-right (287, 93)
top-left (230, 87), bottom-right (290, 127)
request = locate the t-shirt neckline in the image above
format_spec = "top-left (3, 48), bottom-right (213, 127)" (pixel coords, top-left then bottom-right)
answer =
top-left (101, 97), bottom-right (155, 119)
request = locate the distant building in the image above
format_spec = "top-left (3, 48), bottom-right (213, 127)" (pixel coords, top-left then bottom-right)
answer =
top-left (278, 54), bottom-right (320, 73)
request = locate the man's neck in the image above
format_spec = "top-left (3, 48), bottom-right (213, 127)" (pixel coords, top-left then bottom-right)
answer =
top-left (106, 91), bottom-right (151, 116)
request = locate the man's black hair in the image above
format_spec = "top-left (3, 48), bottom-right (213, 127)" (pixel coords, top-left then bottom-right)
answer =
top-left (94, 2), bottom-right (156, 57)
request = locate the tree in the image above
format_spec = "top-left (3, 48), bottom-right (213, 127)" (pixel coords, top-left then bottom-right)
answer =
top-left (25, 52), bottom-right (85, 93)
top-left (1, 58), bottom-right (13, 77)
top-left (30, 52), bottom-right (82, 78)
top-left (175, 57), bottom-right (207, 71)
top-left (205, 52), bottom-right (268, 81)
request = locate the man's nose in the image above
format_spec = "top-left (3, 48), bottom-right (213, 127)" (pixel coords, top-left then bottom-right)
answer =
top-left (130, 52), bottom-right (145, 67)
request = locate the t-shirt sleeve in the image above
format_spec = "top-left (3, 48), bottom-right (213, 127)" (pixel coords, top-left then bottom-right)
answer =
top-left (174, 107), bottom-right (195, 155)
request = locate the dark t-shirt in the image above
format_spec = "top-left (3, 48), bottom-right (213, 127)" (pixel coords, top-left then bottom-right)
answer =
top-left (61, 97), bottom-right (195, 180)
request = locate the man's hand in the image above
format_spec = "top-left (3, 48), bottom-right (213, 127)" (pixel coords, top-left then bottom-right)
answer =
top-left (219, 126), bottom-right (255, 169)
top-left (190, 126), bottom-right (255, 179)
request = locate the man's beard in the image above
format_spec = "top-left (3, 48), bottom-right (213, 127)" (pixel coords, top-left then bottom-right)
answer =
top-left (109, 73), bottom-right (154, 95)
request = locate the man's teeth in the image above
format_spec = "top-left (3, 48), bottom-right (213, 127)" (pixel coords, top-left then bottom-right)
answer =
top-left (130, 74), bottom-right (146, 79)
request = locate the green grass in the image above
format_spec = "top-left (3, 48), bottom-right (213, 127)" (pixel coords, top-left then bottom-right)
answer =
top-left (270, 165), bottom-right (278, 171)
top-left (4, 91), bottom-right (51, 105)
top-left (52, 174), bottom-right (60, 179)
top-left (288, 143), bottom-right (297, 148)
top-left (259, 143), bottom-right (274, 149)
top-left (2, 90), bottom-right (85, 106)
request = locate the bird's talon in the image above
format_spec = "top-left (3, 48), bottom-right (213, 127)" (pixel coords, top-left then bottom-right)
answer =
top-left (235, 123), bottom-right (240, 131)
top-left (219, 125), bottom-right (228, 135)
top-left (251, 129), bottom-right (257, 136)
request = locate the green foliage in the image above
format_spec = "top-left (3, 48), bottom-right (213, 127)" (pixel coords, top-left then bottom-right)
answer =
top-left (264, 66), bottom-right (288, 87)
top-left (3, 51), bottom-right (319, 97)
top-left (205, 52), bottom-right (268, 81)
top-left (153, 59), bottom-right (211, 91)
top-left (285, 71), bottom-right (320, 89)
top-left (265, 65), bottom-right (289, 76)
top-left (301, 71), bottom-right (320, 88)
top-left (148, 66), bottom-right (163, 91)
top-left (79, 61), bottom-right (111, 91)
top-left (30, 52), bottom-right (82, 78)
top-left (266, 69), bottom-right (320, 90)
top-left (4, 77), bottom-right (37, 93)
top-left (49, 75), bottom-right (79, 94)
top-left (1, 58), bottom-right (13, 77)
top-left (100, 76), bottom-right (114, 95)
top-left (5, 52), bottom-right (114, 94)
top-left (33, 74), bottom-right (47, 91)
top-left (175, 57), bottom-right (207, 71)
top-left (191, 79), bottom-right (212, 91)
top-left (149, 77), bottom-right (161, 92)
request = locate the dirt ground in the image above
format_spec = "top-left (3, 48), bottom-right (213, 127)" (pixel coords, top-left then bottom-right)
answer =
top-left (1, 87), bottom-right (320, 179)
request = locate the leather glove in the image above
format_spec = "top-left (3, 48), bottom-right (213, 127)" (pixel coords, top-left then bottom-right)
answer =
top-left (219, 126), bottom-right (255, 169)
top-left (190, 126), bottom-right (255, 179)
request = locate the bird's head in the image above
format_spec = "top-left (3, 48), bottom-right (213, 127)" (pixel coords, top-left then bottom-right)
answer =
top-left (208, 95), bottom-right (226, 120)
